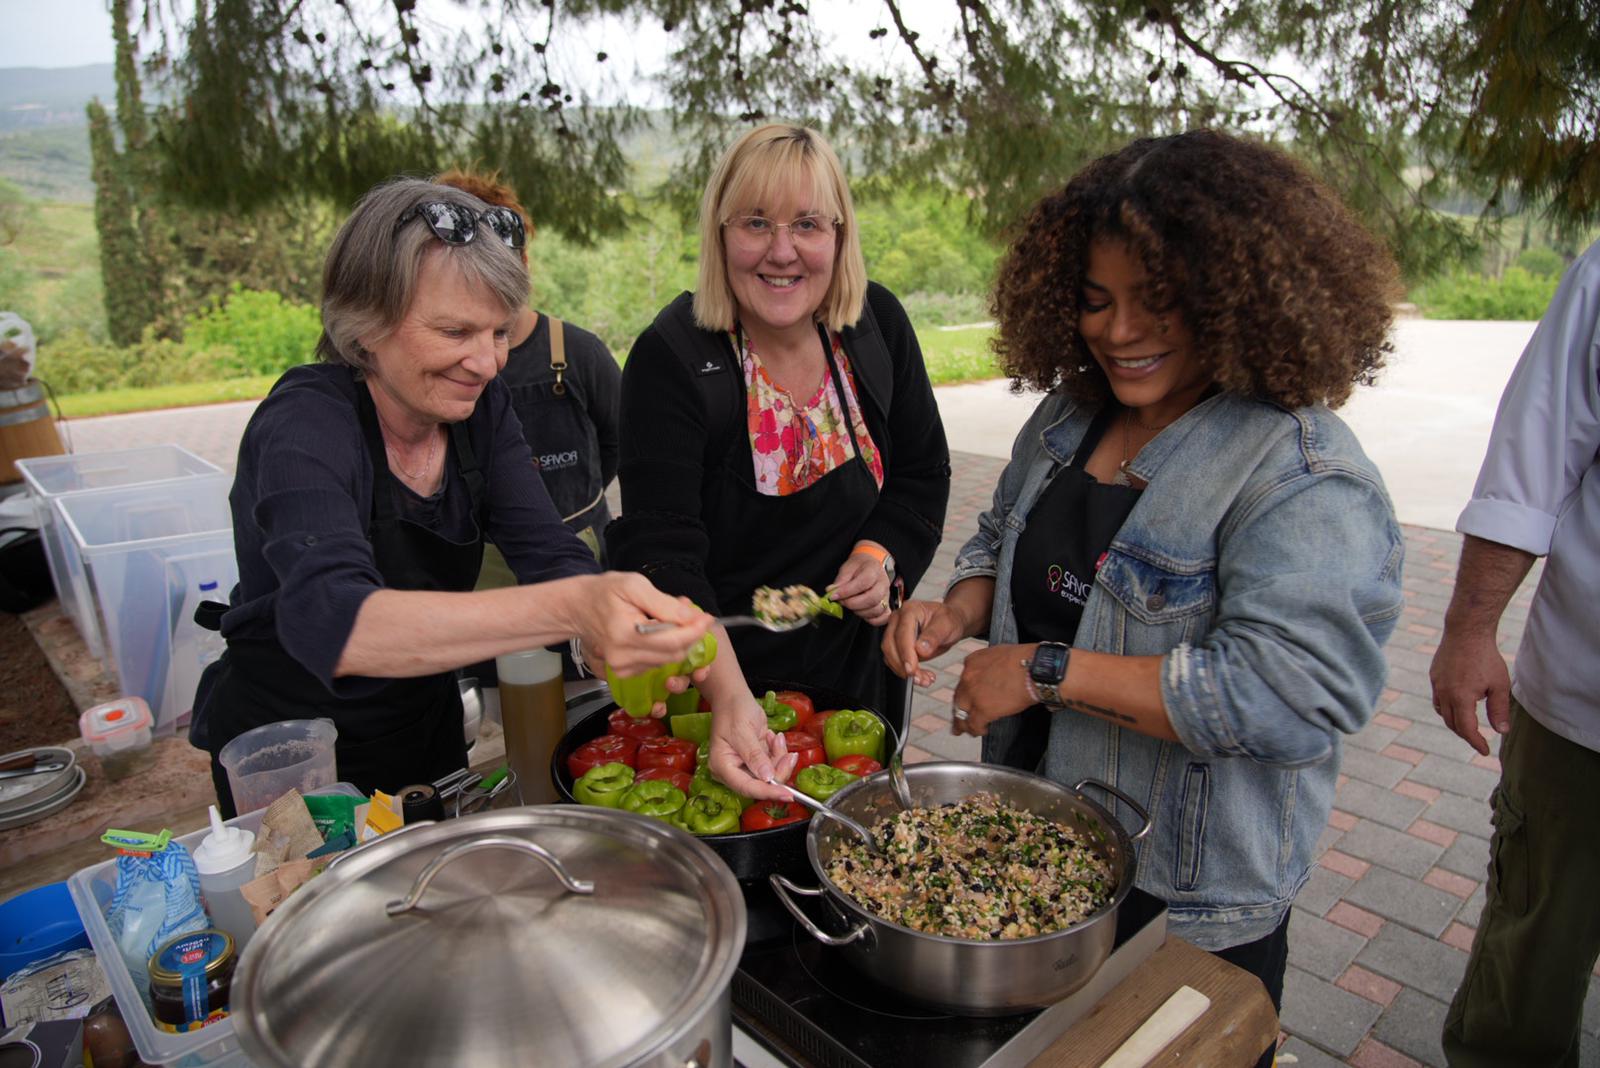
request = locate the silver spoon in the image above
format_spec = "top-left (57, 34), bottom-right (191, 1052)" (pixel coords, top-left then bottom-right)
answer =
top-left (769, 779), bottom-right (883, 856)
top-left (635, 612), bottom-right (812, 636)
top-left (888, 667), bottom-right (916, 811)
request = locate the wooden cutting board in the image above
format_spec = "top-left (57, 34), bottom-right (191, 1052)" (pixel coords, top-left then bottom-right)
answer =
top-left (1030, 937), bottom-right (1278, 1067)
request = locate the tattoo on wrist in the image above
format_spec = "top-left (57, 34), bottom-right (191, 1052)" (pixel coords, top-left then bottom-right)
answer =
top-left (1062, 698), bottom-right (1136, 725)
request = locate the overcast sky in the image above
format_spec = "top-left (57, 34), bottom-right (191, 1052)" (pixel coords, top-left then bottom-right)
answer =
top-left (0, 0), bottom-right (116, 68)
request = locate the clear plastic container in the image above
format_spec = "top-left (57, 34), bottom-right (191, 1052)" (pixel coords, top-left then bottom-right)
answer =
top-left (79, 697), bottom-right (155, 781)
top-left (65, 784), bottom-right (363, 1067)
top-left (192, 805), bottom-right (258, 954)
top-left (55, 476), bottom-right (235, 731)
top-left (15, 446), bottom-right (224, 659)
top-left (217, 719), bottom-right (339, 817)
top-left (164, 574), bottom-right (231, 738)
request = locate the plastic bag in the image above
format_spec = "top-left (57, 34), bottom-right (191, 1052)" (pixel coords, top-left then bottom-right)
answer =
top-left (104, 841), bottom-right (208, 995)
top-left (0, 312), bottom-right (36, 390)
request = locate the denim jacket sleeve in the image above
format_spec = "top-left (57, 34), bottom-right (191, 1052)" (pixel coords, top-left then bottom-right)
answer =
top-left (1160, 468), bottom-right (1405, 766)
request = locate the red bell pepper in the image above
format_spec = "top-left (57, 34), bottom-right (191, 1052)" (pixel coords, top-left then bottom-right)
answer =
top-left (635, 766), bottom-right (694, 793)
top-left (810, 709), bottom-right (838, 737)
top-left (608, 709), bottom-right (667, 741)
top-left (740, 800), bottom-right (810, 832)
top-left (636, 735), bottom-right (698, 774)
top-left (567, 734), bottom-right (639, 779)
top-left (772, 691), bottom-right (815, 732)
top-left (832, 753), bottom-right (883, 776)
top-left (782, 730), bottom-right (826, 780)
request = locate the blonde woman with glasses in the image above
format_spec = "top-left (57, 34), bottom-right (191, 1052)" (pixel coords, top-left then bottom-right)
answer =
top-left (607, 124), bottom-right (951, 801)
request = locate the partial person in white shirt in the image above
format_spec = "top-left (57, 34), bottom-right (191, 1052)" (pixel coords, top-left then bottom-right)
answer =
top-left (1429, 237), bottom-right (1600, 1067)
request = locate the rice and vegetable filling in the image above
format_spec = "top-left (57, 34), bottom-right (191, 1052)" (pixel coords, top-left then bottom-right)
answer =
top-left (824, 794), bottom-right (1116, 940)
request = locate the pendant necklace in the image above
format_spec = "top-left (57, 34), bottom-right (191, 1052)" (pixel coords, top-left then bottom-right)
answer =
top-left (1113, 408), bottom-right (1172, 487)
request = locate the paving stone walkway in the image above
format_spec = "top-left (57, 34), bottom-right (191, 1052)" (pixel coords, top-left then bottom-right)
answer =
top-left (50, 402), bottom-right (1600, 1066)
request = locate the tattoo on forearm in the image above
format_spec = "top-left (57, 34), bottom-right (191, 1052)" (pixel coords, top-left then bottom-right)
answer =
top-left (1062, 699), bottom-right (1136, 725)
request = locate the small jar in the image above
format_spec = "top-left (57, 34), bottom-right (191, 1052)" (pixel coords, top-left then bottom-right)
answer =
top-left (148, 929), bottom-right (236, 1033)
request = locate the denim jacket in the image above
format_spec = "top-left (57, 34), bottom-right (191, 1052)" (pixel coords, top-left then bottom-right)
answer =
top-left (951, 390), bottom-right (1404, 949)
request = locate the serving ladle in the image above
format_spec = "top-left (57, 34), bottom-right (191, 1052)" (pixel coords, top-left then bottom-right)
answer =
top-left (769, 779), bottom-right (884, 856)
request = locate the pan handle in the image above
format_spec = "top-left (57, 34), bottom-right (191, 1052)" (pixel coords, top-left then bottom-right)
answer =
top-left (769, 874), bottom-right (871, 946)
top-left (1074, 778), bottom-right (1152, 841)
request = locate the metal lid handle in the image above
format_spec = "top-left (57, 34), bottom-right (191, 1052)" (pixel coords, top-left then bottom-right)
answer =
top-left (386, 835), bottom-right (595, 916)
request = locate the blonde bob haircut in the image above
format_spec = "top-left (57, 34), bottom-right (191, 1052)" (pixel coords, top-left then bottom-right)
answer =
top-left (316, 177), bottom-right (529, 373)
top-left (693, 124), bottom-right (868, 334)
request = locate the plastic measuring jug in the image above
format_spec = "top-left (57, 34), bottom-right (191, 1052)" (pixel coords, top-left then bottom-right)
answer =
top-left (217, 718), bottom-right (338, 815)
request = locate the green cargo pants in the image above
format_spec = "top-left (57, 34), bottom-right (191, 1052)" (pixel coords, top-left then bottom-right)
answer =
top-left (1442, 697), bottom-right (1600, 1067)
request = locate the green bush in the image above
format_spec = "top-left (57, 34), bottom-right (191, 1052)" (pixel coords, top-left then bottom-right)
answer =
top-left (182, 285), bottom-right (322, 376)
top-left (898, 291), bottom-right (992, 328)
top-left (1415, 267), bottom-right (1560, 321)
top-left (34, 328), bottom-right (235, 394)
top-left (1514, 246), bottom-right (1565, 278)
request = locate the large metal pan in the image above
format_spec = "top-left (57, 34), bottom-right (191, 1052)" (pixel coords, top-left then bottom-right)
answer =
top-left (770, 761), bottom-right (1150, 1016)
top-left (551, 677), bottom-right (898, 884)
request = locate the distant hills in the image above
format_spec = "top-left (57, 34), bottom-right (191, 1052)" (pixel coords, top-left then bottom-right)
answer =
top-left (0, 64), bottom-right (114, 201)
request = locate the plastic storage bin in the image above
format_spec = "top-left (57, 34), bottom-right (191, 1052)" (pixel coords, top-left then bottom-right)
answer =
top-left (0, 881), bottom-right (91, 983)
top-left (66, 783), bottom-right (364, 1067)
top-left (16, 446), bottom-right (224, 661)
top-left (56, 476), bottom-right (236, 735)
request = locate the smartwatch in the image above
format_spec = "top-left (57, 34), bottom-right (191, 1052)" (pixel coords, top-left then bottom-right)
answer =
top-left (1026, 642), bottom-right (1071, 707)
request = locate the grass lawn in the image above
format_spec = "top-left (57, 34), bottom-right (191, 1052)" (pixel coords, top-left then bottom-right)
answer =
top-left (919, 324), bottom-right (999, 386)
top-left (54, 376), bottom-right (279, 418)
top-left (47, 324), bottom-right (1003, 419)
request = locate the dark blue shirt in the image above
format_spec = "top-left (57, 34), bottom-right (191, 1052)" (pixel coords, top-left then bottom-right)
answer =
top-left (223, 363), bottom-right (599, 698)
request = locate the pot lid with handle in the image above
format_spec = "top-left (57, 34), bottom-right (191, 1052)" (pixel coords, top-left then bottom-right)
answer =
top-left (232, 807), bottom-right (746, 1068)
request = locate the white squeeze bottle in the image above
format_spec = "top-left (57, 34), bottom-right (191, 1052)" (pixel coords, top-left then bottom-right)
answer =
top-left (192, 804), bottom-right (258, 951)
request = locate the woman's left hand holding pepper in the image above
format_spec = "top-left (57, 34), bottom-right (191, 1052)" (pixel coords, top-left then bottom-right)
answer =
top-left (949, 643), bottom-right (1038, 737)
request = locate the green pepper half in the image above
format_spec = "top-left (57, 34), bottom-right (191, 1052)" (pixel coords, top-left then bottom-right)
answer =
top-left (758, 691), bottom-right (798, 732)
top-left (607, 633), bottom-right (720, 718)
top-left (617, 780), bottom-right (687, 821)
top-left (665, 686), bottom-right (701, 719)
top-left (691, 772), bottom-right (754, 812)
top-left (670, 711), bottom-right (713, 745)
top-left (670, 791), bottom-right (742, 835)
top-left (573, 762), bottom-right (636, 807)
top-left (795, 763), bottom-right (859, 802)
top-left (822, 709), bottom-right (886, 763)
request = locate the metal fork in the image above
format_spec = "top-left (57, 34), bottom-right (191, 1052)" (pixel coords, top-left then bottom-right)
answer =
top-left (635, 613), bottom-right (812, 635)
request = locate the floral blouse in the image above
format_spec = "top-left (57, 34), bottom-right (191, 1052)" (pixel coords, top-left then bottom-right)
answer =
top-left (737, 330), bottom-right (885, 497)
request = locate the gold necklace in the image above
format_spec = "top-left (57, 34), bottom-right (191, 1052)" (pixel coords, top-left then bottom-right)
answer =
top-left (1113, 408), bottom-right (1173, 486)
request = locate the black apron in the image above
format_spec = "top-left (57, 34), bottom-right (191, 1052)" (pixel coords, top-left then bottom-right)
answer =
top-left (707, 326), bottom-right (890, 711)
top-left (989, 407), bottom-right (1141, 771)
top-left (200, 382), bottom-right (485, 817)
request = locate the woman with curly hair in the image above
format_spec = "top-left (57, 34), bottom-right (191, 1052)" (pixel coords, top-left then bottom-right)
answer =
top-left (883, 129), bottom-right (1405, 1048)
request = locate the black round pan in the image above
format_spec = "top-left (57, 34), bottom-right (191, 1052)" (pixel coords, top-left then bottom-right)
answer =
top-left (550, 677), bottom-right (897, 884)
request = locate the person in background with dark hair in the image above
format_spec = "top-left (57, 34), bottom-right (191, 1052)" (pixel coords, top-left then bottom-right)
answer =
top-left (884, 130), bottom-right (1405, 1064)
top-left (434, 169), bottom-right (621, 568)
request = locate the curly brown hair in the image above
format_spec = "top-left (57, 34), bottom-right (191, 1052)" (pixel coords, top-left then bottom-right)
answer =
top-left (991, 130), bottom-right (1400, 410)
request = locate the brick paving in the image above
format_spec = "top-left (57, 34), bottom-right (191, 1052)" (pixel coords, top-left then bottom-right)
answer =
top-left (48, 403), bottom-right (1600, 1065)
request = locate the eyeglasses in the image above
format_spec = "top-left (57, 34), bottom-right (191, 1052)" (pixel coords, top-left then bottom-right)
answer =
top-left (722, 214), bottom-right (839, 249)
top-left (395, 202), bottom-right (527, 250)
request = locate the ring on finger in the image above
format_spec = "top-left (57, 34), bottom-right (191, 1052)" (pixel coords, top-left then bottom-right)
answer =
top-left (952, 707), bottom-right (970, 722)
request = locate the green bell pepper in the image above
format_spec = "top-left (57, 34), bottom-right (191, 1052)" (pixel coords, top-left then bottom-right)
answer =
top-left (822, 709), bottom-right (886, 763)
top-left (617, 780), bottom-right (688, 821)
top-left (573, 762), bottom-right (636, 807)
top-left (795, 763), bottom-right (859, 802)
top-left (665, 686), bottom-right (701, 718)
top-left (670, 790), bottom-right (742, 835)
top-left (758, 691), bottom-right (798, 732)
top-left (690, 771), bottom-right (754, 812)
top-left (606, 632), bottom-right (719, 718)
top-left (670, 711), bottom-right (713, 745)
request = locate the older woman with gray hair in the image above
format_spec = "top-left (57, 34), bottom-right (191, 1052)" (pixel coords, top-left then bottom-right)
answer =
top-left (195, 177), bottom-right (711, 816)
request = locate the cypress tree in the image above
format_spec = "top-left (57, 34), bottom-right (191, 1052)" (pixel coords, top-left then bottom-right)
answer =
top-left (87, 99), bottom-right (152, 346)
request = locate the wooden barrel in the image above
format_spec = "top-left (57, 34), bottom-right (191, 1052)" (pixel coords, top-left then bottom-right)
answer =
top-left (0, 381), bottom-right (65, 484)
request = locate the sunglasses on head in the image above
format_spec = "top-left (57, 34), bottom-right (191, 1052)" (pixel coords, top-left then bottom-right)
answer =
top-left (395, 202), bottom-right (526, 250)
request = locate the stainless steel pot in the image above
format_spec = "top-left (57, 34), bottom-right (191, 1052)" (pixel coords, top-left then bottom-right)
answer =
top-left (770, 762), bottom-right (1150, 1016)
top-left (232, 808), bottom-right (746, 1067)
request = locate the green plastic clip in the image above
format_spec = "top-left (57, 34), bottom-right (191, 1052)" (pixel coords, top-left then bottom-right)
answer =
top-left (475, 766), bottom-right (509, 794)
top-left (101, 828), bottom-right (172, 853)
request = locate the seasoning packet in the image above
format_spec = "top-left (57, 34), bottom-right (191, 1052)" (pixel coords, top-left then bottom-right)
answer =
top-left (303, 793), bottom-right (363, 841)
top-left (240, 858), bottom-right (320, 926)
top-left (252, 790), bottom-right (323, 878)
